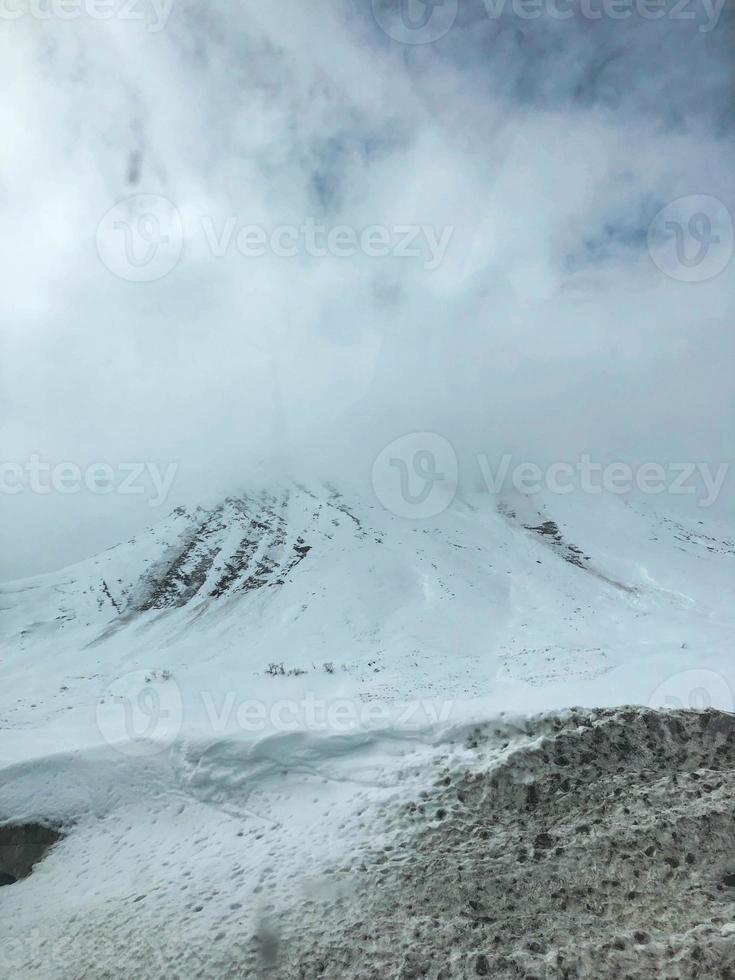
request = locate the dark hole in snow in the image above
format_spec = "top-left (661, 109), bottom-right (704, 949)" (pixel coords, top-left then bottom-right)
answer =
top-left (723, 873), bottom-right (735, 888)
top-left (0, 823), bottom-right (64, 884)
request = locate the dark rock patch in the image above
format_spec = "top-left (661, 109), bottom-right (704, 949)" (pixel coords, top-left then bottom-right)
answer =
top-left (0, 823), bottom-right (64, 883)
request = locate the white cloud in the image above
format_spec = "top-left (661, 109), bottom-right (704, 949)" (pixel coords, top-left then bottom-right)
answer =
top-left (1, 0), bottom-right (733, 577)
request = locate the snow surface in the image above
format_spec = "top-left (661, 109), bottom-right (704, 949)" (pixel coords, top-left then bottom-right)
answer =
top-left (0, 483), bottom-right (733, 976)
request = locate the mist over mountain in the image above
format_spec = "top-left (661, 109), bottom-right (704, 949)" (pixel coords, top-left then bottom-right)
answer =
top-left (2, 0), bottom-right (733, 579)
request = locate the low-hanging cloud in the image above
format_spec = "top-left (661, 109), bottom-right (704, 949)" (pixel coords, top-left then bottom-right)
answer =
top-left (1, 0), bottom-right (733, 578)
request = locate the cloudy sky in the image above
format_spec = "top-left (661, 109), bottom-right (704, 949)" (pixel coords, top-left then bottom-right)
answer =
top-left (1, 0), bottom-right (733, 579)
